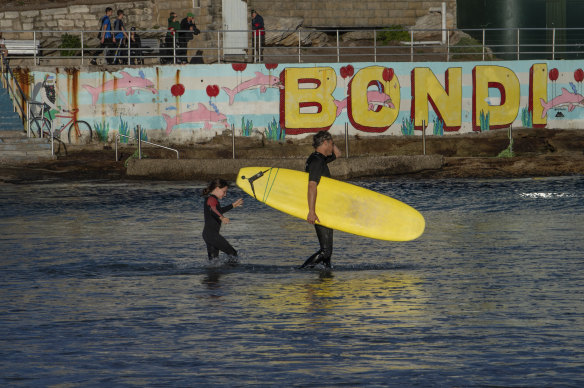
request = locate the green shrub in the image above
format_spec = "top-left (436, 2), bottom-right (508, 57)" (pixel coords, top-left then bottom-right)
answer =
top-left (59, 33), bottom-right (81, 56)
top-left (451, 36), bottom-right (484, 60)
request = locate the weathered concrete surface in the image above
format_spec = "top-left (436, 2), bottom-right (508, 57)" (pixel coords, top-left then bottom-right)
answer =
top-left (126, 155), bottom-right (444, 181)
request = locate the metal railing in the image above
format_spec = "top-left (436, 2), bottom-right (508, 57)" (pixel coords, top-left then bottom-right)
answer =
top-left (0, 51), bottom-right (27, 120)
top-left (2, 26), bottom-right (584, 66)
top-left (115, 125), bottom-right (179, 161)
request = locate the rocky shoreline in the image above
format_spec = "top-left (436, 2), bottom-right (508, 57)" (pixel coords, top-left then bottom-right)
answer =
top-left (1, 128), bottom-right (583, 183)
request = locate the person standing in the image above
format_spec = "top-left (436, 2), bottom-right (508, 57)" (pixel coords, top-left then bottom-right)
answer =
top-left (112, 9), bottom-right (128, 64)
top-left (251, 9), bottom-right (265, 62)
top-left (202, 179), bottom-right (243, 261)
top-left (91, 7), bottom-right (113, 65)
top-left (179, 12), bottom-right (200, 64)
top-left (168, 12), bottom-right (181, 32)
top-left (162, 12), bottom-right (180, 64)
top-left (300, 131), bottom-right (341, 269)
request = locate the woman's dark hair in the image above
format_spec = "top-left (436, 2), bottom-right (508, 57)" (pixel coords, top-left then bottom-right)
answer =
top-left (312, 130), bottom-right (332, 148)
top-left (202, 178), bottom-right (229, 196)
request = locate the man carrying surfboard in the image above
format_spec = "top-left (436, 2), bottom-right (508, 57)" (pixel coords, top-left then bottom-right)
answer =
top-left (300, 131), bottom-right (341, 269)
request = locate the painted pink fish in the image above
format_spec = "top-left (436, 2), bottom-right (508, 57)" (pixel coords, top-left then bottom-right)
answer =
top-left (222, 71), bottom-right (282, 105)
top-left (82, 71), bottom-right (157, 104)
top-left (540, 88), bottom-right (584, 118)
top-left (333, 91), bottom-right (395, 117)
top-left (162, 103), bottom-right (228, 134)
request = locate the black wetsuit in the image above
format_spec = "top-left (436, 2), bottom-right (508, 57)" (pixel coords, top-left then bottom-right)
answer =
top-left (202, 194), bottom-right (237, 260)
top-left (305, 151), bottom-right (336, 265)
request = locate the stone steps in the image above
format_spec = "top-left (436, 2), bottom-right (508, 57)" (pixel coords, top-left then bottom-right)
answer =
top-left (0, 131), bottom-right (56, 164)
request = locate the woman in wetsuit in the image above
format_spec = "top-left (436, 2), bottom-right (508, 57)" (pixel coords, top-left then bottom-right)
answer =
top-left (201, 179), bottom-right (243, 260)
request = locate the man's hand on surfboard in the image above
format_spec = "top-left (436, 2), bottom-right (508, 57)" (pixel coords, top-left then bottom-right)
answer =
top-left (307, 211), bottom-right (319, 224)
top-left (232, 198), bottom-right (243, 208)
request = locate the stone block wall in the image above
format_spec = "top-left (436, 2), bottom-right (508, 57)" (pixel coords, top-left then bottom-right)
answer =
top-left (0, 2), bottom-right (156, 40)
top-left (247, 0), bottom-right (456, 28)
top-left (0, 0), bottom-right (456, 53)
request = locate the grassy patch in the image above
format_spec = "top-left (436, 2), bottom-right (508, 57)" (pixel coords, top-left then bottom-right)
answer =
top-left (377, 25), bottom-right (410, 44)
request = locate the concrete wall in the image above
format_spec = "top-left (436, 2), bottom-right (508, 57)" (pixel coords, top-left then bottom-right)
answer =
top-left (7, 59), bottom-right (584, 146)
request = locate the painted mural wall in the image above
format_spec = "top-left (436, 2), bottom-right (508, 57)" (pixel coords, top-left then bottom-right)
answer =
top-left (13, 59), bottom-right (584, 145)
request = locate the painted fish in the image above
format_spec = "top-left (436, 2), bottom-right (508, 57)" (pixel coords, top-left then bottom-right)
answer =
top-left (162, 103), bottom-right (228, 133)
top-left (82, 71), bottom-right (157, 104)
top-left (333, 91), bottom-right (395, 117)
top-left (222, 72), bottom-right (282, 105)
top-left (540, 88), bottom-right (584, 118)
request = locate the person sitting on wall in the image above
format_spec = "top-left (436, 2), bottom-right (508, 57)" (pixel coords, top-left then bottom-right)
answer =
top-left (129, 27), bottom-right (143, 65)
top-left (190, 50), bottom-right (204, 64)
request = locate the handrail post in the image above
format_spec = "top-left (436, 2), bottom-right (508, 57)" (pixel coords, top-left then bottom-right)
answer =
top-left (81, 31), bottom-right (84, 65)
top-left (231, 123), bottom-right (235, 159)
top-left (422, 120), bottom-right (426, 156)
top-left (50, 116), bottom-right (54, 156)
top-left (33, 31), bottom-right (37, 65)
top-left (137, 125), bottom-right (142, 159)
top-left (115, 134), bottom-right (118, 161)
top-left (173, 34), bottom-right (176, 64)
top-left (298, 30), bottom-right (301, 63)
top-left (373, 29), bottom-right (377, 63)
top-left (336, 29), bottom-right (340, 63)
top-left (441, 2), bottom-right (447, 44)
top-left (258, 31), bottom-right (262, 63)
top-left (552, 28), bottom-right (556, 60)
top-left (218, 30), bottom-right (221, 64)
top-left (446, 28), bottom-right (450, 62)
top-left (482, 29), bottom-right (485, 61)
top-left (410, 30), bottom-right (414, 62)
top-left (517, 28), bottom-right (520, 60)
top-left (26, 101), bottom-right (30, 137)
top-left (344, 122), bottom-right (349, 158)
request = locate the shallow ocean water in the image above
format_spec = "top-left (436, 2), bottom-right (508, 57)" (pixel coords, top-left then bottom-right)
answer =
top-left (1, 176), bottom-right (583, 386)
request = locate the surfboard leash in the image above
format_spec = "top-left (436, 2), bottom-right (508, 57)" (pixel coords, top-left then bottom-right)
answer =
top-left (241, 168), bottom-right (272, 199)
top-left (262, 168), bottom-right (279, 203)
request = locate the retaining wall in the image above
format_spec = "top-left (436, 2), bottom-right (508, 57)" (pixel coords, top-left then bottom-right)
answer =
top-left (6, 59), bottom-right (584, 147)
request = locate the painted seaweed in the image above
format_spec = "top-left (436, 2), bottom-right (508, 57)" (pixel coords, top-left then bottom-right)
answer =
top-left (119, 116), bottom-right (130, 143)
top-left (94, 121), bottom-right (110, 142)
top-left (521, 107), bottom-right (533, 128)
top-left (264, 117), bottom-right (285, 141)
top-left (241, 117), bottom-right (253, 137)
top-left (401, 117), bottom-right (415, 136)
top-left (432, 117), bottom-right (444, 136)
top-left (479, 110), bottom-right (490, 132)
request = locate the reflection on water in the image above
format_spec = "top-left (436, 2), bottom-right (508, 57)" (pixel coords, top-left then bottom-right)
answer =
top-left (1, 177), bottom-right (583, 386)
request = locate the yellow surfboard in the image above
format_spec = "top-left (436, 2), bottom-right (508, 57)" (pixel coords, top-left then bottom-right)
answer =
top-left (236, 167), bottom-right (425, 241)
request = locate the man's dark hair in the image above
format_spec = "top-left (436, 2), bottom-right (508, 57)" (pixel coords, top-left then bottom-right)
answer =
top-left (312, 130), bottom-right (332, 148)
top-left (105, 7), bottom-right (112, 13)
top-left (117, 10), bottom-right (124, 16)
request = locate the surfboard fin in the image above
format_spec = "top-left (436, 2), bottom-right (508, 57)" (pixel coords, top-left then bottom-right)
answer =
top-left (242, 168), bottom-right (271, 199)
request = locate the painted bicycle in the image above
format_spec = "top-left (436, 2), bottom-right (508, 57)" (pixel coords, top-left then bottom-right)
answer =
top-left (31, 108), bottom-right (93, 145)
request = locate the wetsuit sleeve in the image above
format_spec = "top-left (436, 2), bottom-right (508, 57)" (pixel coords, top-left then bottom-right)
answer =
top-left (325, 153), bottom-right (336, 164)
top-left (206, 196), bottom-right (224, 218)
top-left (307, 157), bottom-right (326, 184)
top-left (219, 204), bottom-right (234, 214)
